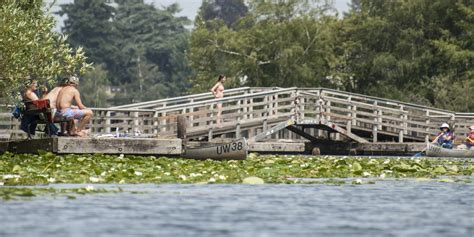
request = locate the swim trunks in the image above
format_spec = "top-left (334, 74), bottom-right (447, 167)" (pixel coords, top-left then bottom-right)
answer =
top-left (56, 108), bottom-right (85, 120)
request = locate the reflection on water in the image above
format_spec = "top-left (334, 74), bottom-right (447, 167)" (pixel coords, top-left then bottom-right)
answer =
top-left (1, 180), bottom-right (474, 237)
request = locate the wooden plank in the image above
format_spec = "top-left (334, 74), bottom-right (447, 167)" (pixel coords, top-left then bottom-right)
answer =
top-left (250, 119), bottom-right (295, 142)
top-left (56, 137), bottom-right (182, 155)
top-left (248, 142), bottom-right (305, 152)
top-left (286, 125), bottom-right (320, 142)
top-left (8, 138), bottom-right (58, 153)
top-left (356, 142), bottom-right (425, 154)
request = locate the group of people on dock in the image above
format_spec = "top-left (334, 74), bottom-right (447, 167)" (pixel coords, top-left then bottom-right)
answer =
top-left (432, 123), bottom-right (474, 150)
top-left (22, 76), bottom-right (93, 137)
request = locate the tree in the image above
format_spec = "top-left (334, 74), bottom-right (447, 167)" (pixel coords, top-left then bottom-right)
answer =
top-left (112, 1), bottom-right (191, 102)
top-left (57, 0), bottom-right (117, 67)
top-left (338, 0), bottom-right (474, 111)
top-left (80, 64), bottom-right (112, 107)
top-left (188, 0), bottom-right (339, 92)
top-left (198, 0), bottom-right (248, 29)
top-left (58, 0), bottom-right (192, 104)
top-left (0, 0), bottom-right (91, 101)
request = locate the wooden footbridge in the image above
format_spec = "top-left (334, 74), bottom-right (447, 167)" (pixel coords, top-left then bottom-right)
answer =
top-left (1, 87), bottom-right (474, 155)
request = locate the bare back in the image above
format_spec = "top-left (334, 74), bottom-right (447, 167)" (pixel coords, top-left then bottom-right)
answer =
top-left (45, 86), bottom-right (63, 109)
top-left (57, 86), bottom-right (86, 110)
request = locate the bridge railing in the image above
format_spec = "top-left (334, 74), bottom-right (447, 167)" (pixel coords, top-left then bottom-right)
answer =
top-left (1, 87), bottom-right (473, 143)
top-left (111, 87), bottom-right (280, 110)
top-left (297, 88), bottom-right (474, 142)
top-left (138, 87), bottom-right (297, 139)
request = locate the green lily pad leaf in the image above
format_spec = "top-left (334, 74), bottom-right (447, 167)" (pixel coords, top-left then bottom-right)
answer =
top-left (242, 176), bottom-right (264, 184)
top-left (12, 165), bottom-right (22, 172)
top-left (446, 165), bottom-right (459, 173)
top-left (438, 178), bottom-right (455, 183)
top-left (433, 166), bottom-right (447, 174)
top-left (352, 162), bottom-right (362, 172)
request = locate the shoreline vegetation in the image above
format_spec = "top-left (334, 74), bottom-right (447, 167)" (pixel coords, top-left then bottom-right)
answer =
top-left (1, 152), bottom-right (473, 200)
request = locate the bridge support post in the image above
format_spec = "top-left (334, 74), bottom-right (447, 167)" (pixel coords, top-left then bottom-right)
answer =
top-left (153, 111), bottom-right (159, 135)
top-left (425, 110), bottom-right (430, 142)
top-left (133, 112), bottom-right (139, 134)
top-left (177, 116), bottom-right (187, 145)
top-left (105, 111), bottom-right (111, 133)
top-left (236, 99), bottom-right (242, 138)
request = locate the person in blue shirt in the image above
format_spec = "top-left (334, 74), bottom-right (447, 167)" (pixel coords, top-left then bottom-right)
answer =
top-left (432, 123), bottom-right (455, 149)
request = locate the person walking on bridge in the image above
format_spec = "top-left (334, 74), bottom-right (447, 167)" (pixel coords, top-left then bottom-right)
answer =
top-left (211, 75), bottom-right (226, 128)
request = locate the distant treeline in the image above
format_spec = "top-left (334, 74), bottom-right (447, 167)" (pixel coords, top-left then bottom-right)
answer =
top-left (2, 0), bottom-right (472, 111)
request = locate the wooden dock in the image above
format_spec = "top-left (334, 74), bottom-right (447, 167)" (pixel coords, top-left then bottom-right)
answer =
top-left (1, 87), bottom-right (473, 157)
top-left (1, 137), bottom-right (182, 155)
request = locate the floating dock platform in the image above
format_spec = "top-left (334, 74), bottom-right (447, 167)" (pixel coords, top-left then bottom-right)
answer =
top-left (1, 137), bottom-right (182, 155)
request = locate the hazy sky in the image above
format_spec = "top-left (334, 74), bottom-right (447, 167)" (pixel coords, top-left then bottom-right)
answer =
top-left (46, 0), bottom-right (351, 31)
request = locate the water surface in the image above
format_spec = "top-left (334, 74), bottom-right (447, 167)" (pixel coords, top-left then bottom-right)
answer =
top-left (1, 180), bottom-right (473, 237)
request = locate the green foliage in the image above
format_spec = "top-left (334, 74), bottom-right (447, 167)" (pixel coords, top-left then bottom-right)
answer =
top-left (336, 0), bottom-right (474, 111)
top-left (189, 0), bottom-right (339, 92)
top-left (189, 0), bottom-right (473, 111)
top-left (1, 152), bottom-right (473, 187)
top-left (198, 0), bottom-right (248, 29)
top-left (57, 0), bottom-right (118, 66)
top-left (80, 64), bottom-right (112, 107)
top-left (59, 0), bottom-right (192, 105)
top-left (0, 0), bottom-right (92, 100)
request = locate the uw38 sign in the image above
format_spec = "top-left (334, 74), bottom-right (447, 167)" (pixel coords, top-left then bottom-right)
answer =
top-left (217, 140), bottom-right (244, 154)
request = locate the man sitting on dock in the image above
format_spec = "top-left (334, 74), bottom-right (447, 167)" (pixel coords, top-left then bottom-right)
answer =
top-left (43, 77), bottom-right (73, 136)
top-left (55, 76), bottom-right (93, 137)
top-left (432, 123), bottom-right (454, 149)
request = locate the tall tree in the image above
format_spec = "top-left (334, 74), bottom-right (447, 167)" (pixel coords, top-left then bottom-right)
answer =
top-left (189, 0), bottom-right (339, 92)
top-left (0, 0), bottom-right (91, 101)
top-left (198, 0), bottom-right (248, 29)
top-left (338, 0), bottom-right (474, 111)
top-left (58, 0), bottom-right (118, 70)
top-left (113, 1), bottom-right (191, 103)
top-left (58, 0), bottom-right (192, 104)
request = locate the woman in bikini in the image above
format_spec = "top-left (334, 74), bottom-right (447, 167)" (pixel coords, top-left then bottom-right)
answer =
top-left (211, 75), bottom-right (226, 128)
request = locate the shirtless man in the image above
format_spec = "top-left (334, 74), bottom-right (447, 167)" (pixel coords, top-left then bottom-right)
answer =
top-left (43, 78), bottom-right (69, 115)
top-left (44, 78), bottom-right (71, 135)
top-left (56, 76), bottom-right (93, 137)
top-left (211, 75), bottom-right (226, 128)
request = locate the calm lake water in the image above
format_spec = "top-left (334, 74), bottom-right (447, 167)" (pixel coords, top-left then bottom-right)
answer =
top-left (1, 180), bottom-right (474, 237)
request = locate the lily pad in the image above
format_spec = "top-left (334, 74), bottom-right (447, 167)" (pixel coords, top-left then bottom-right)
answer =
top-left (242, 176), bottom-right (264, 184)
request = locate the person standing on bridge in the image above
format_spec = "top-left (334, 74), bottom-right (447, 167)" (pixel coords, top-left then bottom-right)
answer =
top-left (432, 123), bottom-right (455, 149)
top-left (211, 75), bottom-right (226, 128)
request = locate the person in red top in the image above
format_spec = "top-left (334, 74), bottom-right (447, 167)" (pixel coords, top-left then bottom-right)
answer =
top-left (458, 125), bottom-right (474, 150)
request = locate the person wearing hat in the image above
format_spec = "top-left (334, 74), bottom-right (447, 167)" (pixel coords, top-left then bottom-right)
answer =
top-left (457, 125), bottom-right (474, 150)
top-left (432, 123), bottom-right (455, 149)
top-left (55, 76), bottom-right (93, 137)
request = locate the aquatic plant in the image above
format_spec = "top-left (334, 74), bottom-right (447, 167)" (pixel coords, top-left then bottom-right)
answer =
top-left (1, 152), bottom-right (473, 186)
